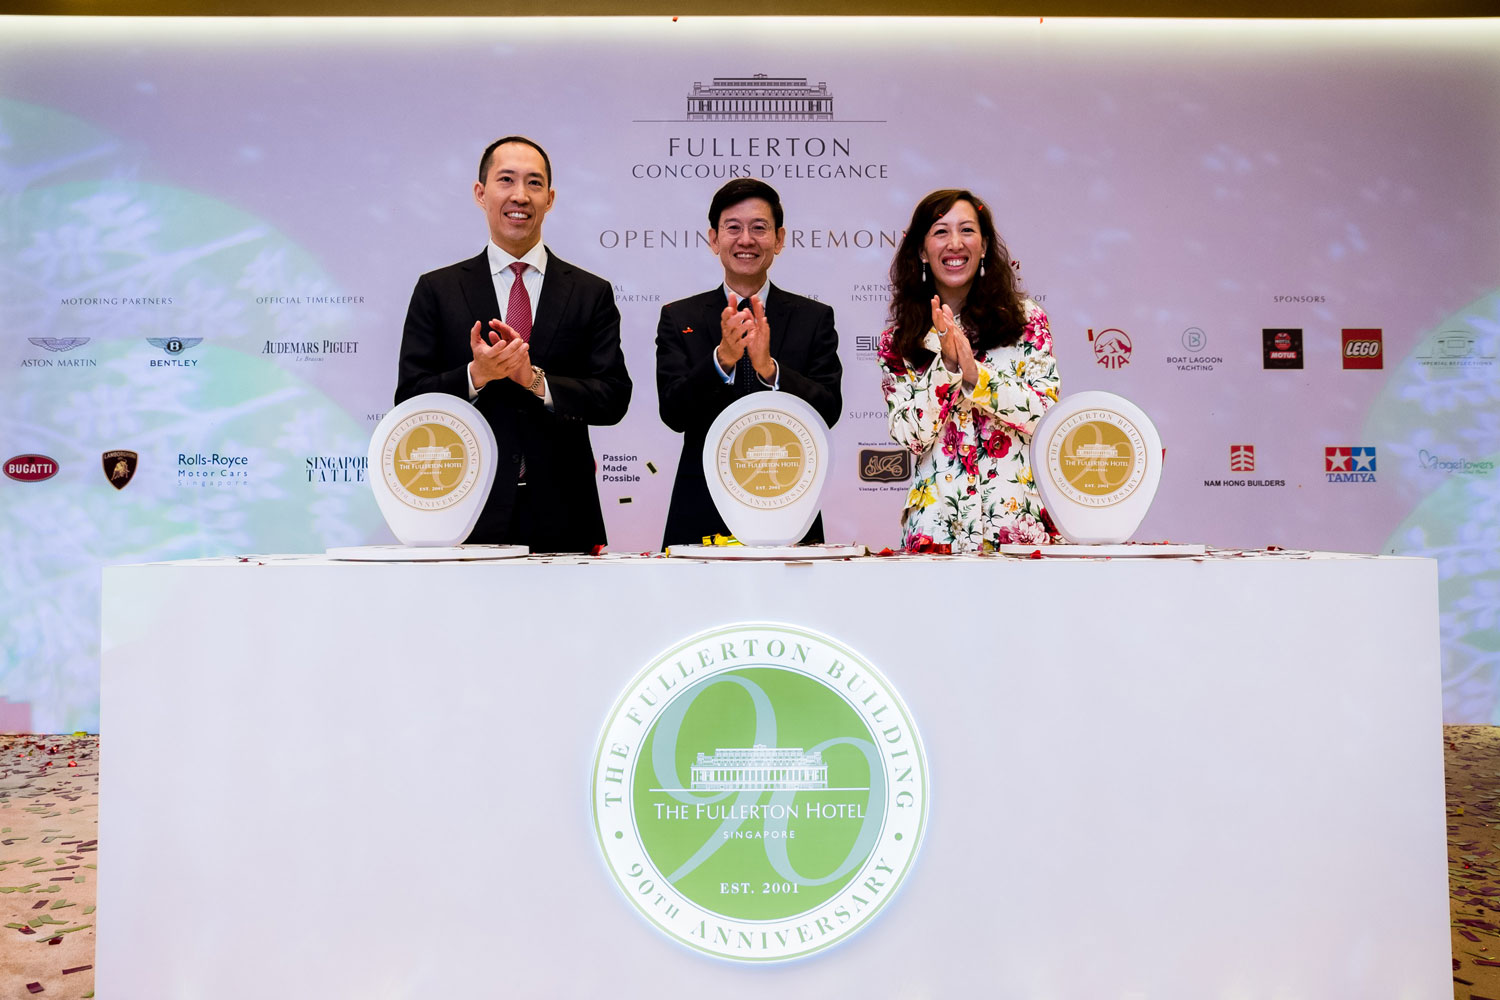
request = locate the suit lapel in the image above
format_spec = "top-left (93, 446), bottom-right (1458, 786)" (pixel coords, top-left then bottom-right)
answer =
top-left (459, 248), bottom-right (501, 325)
top-left (765, 283), bottom-right (791, 359)
top-left (529, 248), bottom-right (572, 362)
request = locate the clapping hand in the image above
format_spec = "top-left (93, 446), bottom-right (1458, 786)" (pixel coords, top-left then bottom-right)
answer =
top-left (931, 295), bottom-right (978, 386)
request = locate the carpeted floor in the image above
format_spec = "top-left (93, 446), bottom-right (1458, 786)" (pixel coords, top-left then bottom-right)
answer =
top-left (5, 727), bottom-right (1500, 998)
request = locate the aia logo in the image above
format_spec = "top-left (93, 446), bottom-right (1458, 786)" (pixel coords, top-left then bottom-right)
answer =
top-left (4, 455), bottom-right (59, 482)
top-left (1230, 445), bottom-right (1255, 472)
top-left (1342, 329), bottom-right (1383, 369)
top-left (1262, 328), bottom-right (1304, 369)
top-left (1088, 328), bottom-right (1131, 369)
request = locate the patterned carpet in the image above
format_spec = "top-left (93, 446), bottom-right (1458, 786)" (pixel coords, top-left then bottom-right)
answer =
top-left (3, 727), bottom-right (1498, 998)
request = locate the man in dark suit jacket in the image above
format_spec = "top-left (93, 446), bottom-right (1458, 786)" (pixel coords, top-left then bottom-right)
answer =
top-left (655, 179), bottom-right (842, 548)
top-left (396, 136), bottom-right (630, 552)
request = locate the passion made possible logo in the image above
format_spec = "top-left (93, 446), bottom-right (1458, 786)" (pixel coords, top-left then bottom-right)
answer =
top-left (592, 623), bottom-right (928, 962)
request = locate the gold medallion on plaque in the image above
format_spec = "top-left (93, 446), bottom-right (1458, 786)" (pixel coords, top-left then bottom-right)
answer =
top-left (715, 409), bottom-right (818, 510)
top-left (381, 411), bottom-right (482, 511)
top-left (1046, 410), bottom-right (1147, 507)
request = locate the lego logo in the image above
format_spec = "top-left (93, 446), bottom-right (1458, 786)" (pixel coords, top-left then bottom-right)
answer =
top-left (1344, 340), bottom-right (1380, 357)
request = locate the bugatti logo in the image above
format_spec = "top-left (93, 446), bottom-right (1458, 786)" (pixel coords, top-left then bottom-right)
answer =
top-left (4, 455), bottom-right (59, 482)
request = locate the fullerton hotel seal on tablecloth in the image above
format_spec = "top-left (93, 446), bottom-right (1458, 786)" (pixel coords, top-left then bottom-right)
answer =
top-left (591, 623), bottom-right (928, 962)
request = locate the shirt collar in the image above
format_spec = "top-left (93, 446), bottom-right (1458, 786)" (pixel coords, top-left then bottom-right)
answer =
top-left (722, 280), bottom-right (771, 307)
top-left (488, 240), bottom-right (548, 276)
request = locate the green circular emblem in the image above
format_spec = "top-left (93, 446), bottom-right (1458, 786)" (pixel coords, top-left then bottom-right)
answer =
top-left (591, 623), bottom-right (928, 962)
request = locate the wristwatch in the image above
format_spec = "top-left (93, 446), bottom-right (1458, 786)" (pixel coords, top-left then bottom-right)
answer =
top-left (528, 365), bottom-right (546, 395)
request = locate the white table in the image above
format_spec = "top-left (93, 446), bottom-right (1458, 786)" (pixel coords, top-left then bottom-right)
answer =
top-left (99, 551), bottom-right (1449, 999)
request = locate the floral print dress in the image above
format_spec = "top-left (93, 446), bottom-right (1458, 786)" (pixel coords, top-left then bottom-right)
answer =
top-left (878, 301), bottom-right (1059, 552)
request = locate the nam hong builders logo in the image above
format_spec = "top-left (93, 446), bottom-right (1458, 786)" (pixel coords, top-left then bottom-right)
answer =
top-left (1341, 329), bottom-right (1383, 369)
top-left (1326, 446), bottom-right (1376, 483)
top-left (1262, 329), bottom-right (1303, 369)
top-left (592, 623), bottom-right (927, 963)
top-left (1088, 328), bottom-right (1131, 369)
top-left (1230, 445), bottom-right (1255, 472)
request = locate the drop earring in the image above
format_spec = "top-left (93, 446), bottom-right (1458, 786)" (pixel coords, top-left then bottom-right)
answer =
top-left (979, 259), bottom-right (985, 277)
top-left (921, 260), bottom-right (927, 282)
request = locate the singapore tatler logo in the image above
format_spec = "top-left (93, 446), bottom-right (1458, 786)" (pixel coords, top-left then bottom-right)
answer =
top-left (592, 623), bottom-right (928, 962)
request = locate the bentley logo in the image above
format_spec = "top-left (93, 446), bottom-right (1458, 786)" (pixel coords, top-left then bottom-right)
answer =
top-left (146, 337), bottom-right (202, 355)
top-left (103, 450), bottom-right (139, 490)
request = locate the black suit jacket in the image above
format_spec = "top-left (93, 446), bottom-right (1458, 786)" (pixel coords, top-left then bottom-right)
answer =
top-left (655, 284), bottom-right (841, 548)
top-left (395, 247), bottom-right (631, 552)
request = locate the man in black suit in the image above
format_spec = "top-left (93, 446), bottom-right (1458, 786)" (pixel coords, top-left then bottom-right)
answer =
top-left (396, 136), bottom-right (630, 552)
top-left (655, 179), bottom-right (842, 548)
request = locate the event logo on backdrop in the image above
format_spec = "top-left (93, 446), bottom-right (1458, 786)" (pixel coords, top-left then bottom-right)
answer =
top-left (1341, 328), bottom-right (1383, 369)
top-left (1262, 329), bottom-right (1304, 369)
top-left (592, 623), bottom-right (928, 962)
top-left (102, 450), bottom-right (138, 490)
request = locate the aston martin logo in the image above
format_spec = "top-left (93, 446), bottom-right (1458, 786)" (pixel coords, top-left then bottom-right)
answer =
top-left (28, 337), bottom-right (90, 352)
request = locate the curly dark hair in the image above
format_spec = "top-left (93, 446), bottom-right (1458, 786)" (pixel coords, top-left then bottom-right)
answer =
top-left (886, 189), bottom-right (1027, 368)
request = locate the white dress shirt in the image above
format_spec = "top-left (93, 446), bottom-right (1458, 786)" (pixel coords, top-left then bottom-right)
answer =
top-left (467, 240), bottom-right (553, 408)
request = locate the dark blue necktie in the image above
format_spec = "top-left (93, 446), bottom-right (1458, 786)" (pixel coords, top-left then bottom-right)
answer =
top-left (734, 298), bottom-right (756, 389)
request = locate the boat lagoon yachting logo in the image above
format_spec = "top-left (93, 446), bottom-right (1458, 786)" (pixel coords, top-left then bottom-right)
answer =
top-left (591, 623), bottom-right (928, 962)
top-left (1326, 446), bottom-right (1376, 482)
top-left (716, 409), bottom-right (817, 511)
top-left (1045, 409), bottom-right (1147, 507)
top-left (1166, 327), bottom-right (1221, 372)
top-left (380, 410), bottom-right (483, 511)
top-left (1088, 328), bottom-right (1131, 369)
top-left (146, 337), bottom-right (202, 367)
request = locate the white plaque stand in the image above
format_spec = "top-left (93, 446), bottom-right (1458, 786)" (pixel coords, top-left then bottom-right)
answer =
top-left (328, 392), bottom-right (527, 560)
top-left (1028, 390), bottom-right (1175, 548)
top-left (668, 393), bottom-right (842, 558)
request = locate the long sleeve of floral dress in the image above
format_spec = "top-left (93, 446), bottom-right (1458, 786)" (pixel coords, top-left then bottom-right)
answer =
top-left (877, 300), bottom-right (1060, 552)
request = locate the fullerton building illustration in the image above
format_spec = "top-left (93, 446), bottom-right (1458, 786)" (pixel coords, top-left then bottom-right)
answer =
top-left (691, 745), bottom-right (829, 791)
top-left (686, 75), bottom-right (834, 121)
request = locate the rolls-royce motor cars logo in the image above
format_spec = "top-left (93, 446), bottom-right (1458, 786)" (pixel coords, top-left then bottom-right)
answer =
top-left (858, 448), bottom-right (911, 483)
top-left (1262, 329), bottom-right (1304, 369)
top-left (1326, 446), bottom-right (1377, 482)
top-left (1088, 328), bottom-right (1132, 369)
top-left (5, 455), bottom-right (58, 482)
top-left (103, 450), bottom-right (138, 490)
top-left (1341, 329), bottom-right (1383, 369)
top-left (592, 623), bottom-right (928, 963)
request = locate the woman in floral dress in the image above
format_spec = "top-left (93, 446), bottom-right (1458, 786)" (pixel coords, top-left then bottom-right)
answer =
top-left (877, 189), bottom-right (1060, 553)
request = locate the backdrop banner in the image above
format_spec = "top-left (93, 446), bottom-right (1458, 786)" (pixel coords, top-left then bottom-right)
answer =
top-left (2, 16), bottom-right (1497, 729)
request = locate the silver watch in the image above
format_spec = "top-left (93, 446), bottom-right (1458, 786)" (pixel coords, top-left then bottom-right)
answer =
top-left (528, 365), bottom-right (545, 394)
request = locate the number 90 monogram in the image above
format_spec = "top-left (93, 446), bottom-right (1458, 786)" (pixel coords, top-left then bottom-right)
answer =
top-left (593, 624), bottom-right (928, 962)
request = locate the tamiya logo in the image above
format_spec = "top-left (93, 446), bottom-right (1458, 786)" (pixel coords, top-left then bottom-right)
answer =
top-left (1326, 446), bottom-right (1376, 482)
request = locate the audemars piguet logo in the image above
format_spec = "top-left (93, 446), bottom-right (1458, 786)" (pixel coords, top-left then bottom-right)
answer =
top-left (592, 623), bottom-right (928, 962)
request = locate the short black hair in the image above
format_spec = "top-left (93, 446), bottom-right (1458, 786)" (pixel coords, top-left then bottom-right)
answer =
top-left (478, 136), bottom-right (552, 187)
top-left (708, 178), bottom-right (783, 231)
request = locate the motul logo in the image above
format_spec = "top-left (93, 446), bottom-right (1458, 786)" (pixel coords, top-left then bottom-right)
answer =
top-left (1342, 328), bottom-right (1383, 369)
top-left (4, 454), bottom-right (59, 482)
